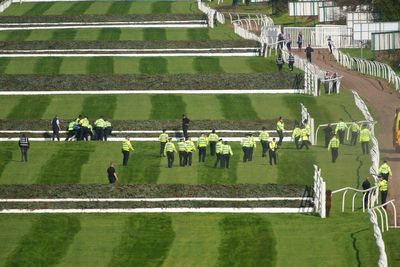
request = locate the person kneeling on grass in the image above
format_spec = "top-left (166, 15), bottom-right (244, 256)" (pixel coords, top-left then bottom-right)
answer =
top-left (107, 162), bottom-right (118, 184)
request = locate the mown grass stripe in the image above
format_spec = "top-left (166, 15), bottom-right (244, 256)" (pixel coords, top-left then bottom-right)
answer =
top-left (34, 57), bottom-right (63, 74)
top-left (37, 143), bottom-right (95, 183)
top-left (107, 1), bottom-right (133, 15)
top-left (150, 94), bottom-right (186, 120)
top-left (143, 28), bottom-right (166, 41)
top-left (5, 215), bottom-right (81, 267)
top-left (108, 214), bottom-right (174, 267)
top-left (217, 215), bottom-right (276, 267)
top-left (151, 1), bottom-right (172, 13)
top-left (193, 57), bottom-right (224, 73)
top-left (0, 58), bottom-right (10, 73)
top-left (216, 95), bottom-right (259, 120)
top-left (98, 28), bottom-right (121, 41)
top-left (80, 95), bottom-right (117, 120)
top-left (281, 95), bottom-right (333, 123)
top-left (87, 57), bottom-right (114, 74)
top-left (51, 29), bottom-right (77, 40)
top-left (7, 96), bottom-right (51, 119)
top-left (3, 30), bottom-right (31, 41)
top-left (187, 28), bottom-right (210, 40)
top-left (23, 3), bottom-right (54, 15)
top-left (0, 145), bottom-right (13, 178)
top-left (63, 1), bottom-right (92, 15)
top-left (139, 58), bottom-right (168, 74)
top-left (120, 143), bottom-right (161, 183)
top-left (247, 57), bottom-right (275, 73)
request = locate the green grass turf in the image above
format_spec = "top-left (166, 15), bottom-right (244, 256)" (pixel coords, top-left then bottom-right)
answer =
top-left (0, 56), bottom-right (296, 75)
top-left (0, 213), bottom-right (384, 266)
top-left (0, 30), bottom-right (31, 41)
top-left (97, 28), bottom-right (121, 41)
top-left (51, 29), bottom-right (77, 40)
top-left (34, 57), bottom-right (62, 74)
top-left (80, 95), bottom-right (117, 119)
top-left (341, 48), bottom-right (374, 60)
top-left (0, 91), bottom-right (364, 122)
top-left (143, 28), bottom-right (167, 40)
top-left (4, 215), bottom-right (81, 267)
top-left (0, 1), bottom-right (200, 16)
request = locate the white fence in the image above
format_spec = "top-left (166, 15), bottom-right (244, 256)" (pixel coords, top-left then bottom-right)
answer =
top-left (318, 6), bottom-right (345, 23)
top-left (331, 186), bottom-right (378, 212)
top-left (197, 0), bottom-right (216, 28)
top-left (331, 43), bottom-right (400, 91)
top-left (0, 0), bottom-right (12, 13)
top-left (354, 21), bottom-right (400, 41)
top-left (313, 165), bottom-right (326, 218)
top-left (371, 31), bottom-right (400, 51)
top-left (347, 12), bottom-right (375, 28)
top-left (368, 209), bottom-right (388, 267)
top-left (300, 103), bottom-right (315, 144)
top-left (288, 1), bottom-right (333, 17)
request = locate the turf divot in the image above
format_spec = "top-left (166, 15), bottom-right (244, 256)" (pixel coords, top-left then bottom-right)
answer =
top-left (193, 57), bottom-right (224, 73)
top-left (108, 214), bottom-right (174, 267)
top-left (98, 28), bottom-right (121, 41)
top-left (150, 94), bottom-right (186, 120)
top-left (151, 2), bottom-right (172, 13)
top-left (217, 215), bottom-right (276, 266)
top-left (139, 58), bottom-right (168, 74)
top-left (24, 3), bottom-right (54, 16)
top-left (143, 28), bottom-right (167, 41)
top-left (216, 95), bottom-right (259, 120)
top-left (38, 143), bottom-right (95, 183)
top-left (87, 57), bottom-right (114, 74)
top-left (7, 96), bottom-right (51, 119)
top-left (5, 215), bottom-right (81, 267)
top-left (63, 2), bottom-right (92, 15)
top-left (34, 57), bottom-right (62, 74)
top-left (81, 95), bottom-right (117, 119)
top-left (51, 29), bottom-right (77, 40)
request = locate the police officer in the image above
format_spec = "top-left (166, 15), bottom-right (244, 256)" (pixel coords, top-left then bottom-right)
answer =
top-left (276, 117), bottom-right (285, 146)
top-left (65, 121), bottom-right (77, 141)
top-left (328, 134), bottom-right (340, 163)
top-left (158, 129), bottom-right (169, 157)
top-left (276, 54), bottom-right (284, 71)
top-left (335, 119), bottom-right (347, 144)
top-left (164, 138), bottom-right (176, 168)
top-left (323, 124), bottom-right (333, 148)
top-left (241, 133), bottom-right (251, 162)
top-left (292, 123), bottom-right (302, 149)
top-left (75, 115), bottom-right (82, 140)
top-left (359, 125), bottom-right (371, 155)
top-left (259, 127), bottom-right (269, 157)
top-left (248, 133), bottom-right (256, 161)
top-left (18, 134), bottom-right (30, 162)
top-left (378, 160), bottom-right (392, 181)
top-left (182, 114), bottom-right (190, 139)
top-left (221, 141), bottom-right (233, 169)
top-left (79, 115), bottom-right (90, 141)
top-left (299, 127), bottom-right (310, 150)
top-left (94, 116), bottom-right (106, 141)
top-left (350, 122), bottom-right (360, 146)
top-left (103, 120), bottom-right (112, 141)
top-left (208, 129), bottom-right (219, 156)
top-left (214, 138), bottom-right (223, 168)
top-left (185, 137), bottom-right (196, 166)
top-left (269, 138), bottom-right (278, 165)
top-left (121, 137), bottom-right (134, 166)
top-left (177, 138), bottom-right (187, 167)
top-left (51, 115), bottom-right (61, 141)
top-left (288, 52), bottom-right (295, 71)
top-left (378, 176), bottom-right (388, 207)
top-left (197, 133), bottom-right (208, 162)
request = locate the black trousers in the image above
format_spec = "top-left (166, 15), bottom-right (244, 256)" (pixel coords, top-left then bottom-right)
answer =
top-left (185, 152), bottom-right (193, 166)
top-left (160, 142), bottom-right (166, 156)
top-left (277, 130), bottom-right (284, 146)
top-left (104, 127), bottom-right (112, 141)
top-left (182, 126), bottom-right (188, 139)
top-left (361, 141), bottom-right (369, 154)
top-left (294, 137), bottom-right (300, 149)
top-left (209, 141), bottom-right (216, 156)
top-left (381, 191), bottom-right (388, 206)
top-left (95, 128), bottom-right (104, 141)
top-left (221, 154), bottom-right (230, 168)
top-left (331, 148), bottom-right (338, 163)
top-left (351, 132), bottom-right (358, 145)
top-left (214, 153), bottom-right (221, 167)
top-left (20, 147), bottom-right (28, 162)
top-left (381, 173), bottom-right (389, 181)
top-left (338, 130), bottom-right (345, 144)
top-left (242, 147), bottom-right (250, 162)
top-left (363, 192), bottom-right (369, 208)
top-left (269, 150), bottom-right (277, 165)
top-left (52, 130), bottom-right (60, 141)
top-left (324, 135), bottom-right (330, 148)
top-left (300, 140), bottom-right (310, 150)
top-left (122, 151), bottom-right (130, 166)
top-left (65, 130), bottom-right (76, 141)
top-left (277, 64), bottom-right (283, 71)
top-left (198, 147), bottom-right (206, 162)
top-left (289, 62), bottom-right (294, 71)
top-left (166, 152), bottom-right (174, 168)
top-left (248, 147), bottom-right (254, 161)
top-left (306, 55), bottom-right (312, 63)
top-left (179, 151), bottom-right (187, 166)
top-left (261, 141), bottom-right (268, 157)
top-left (79, 127), bottom-right (89, 141)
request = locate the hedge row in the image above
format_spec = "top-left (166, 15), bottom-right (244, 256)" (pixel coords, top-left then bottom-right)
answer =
top-left (0, 40), bottom-right (258, 50)
top-left (0, 14), bottom-right (206, 23)
top-left (0, 73), bottom-right (304, 91)
top-left (0, 184), bottom-right (311, 198)
top-left (0, 119), bottom-right (296, 131)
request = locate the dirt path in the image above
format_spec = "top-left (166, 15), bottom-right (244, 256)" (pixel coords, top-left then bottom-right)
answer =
top-left (295, 49), bottom-right (400, 223)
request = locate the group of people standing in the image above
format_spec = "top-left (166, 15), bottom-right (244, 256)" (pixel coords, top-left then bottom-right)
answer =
top-left (64, 115), bottom-right (112, 142)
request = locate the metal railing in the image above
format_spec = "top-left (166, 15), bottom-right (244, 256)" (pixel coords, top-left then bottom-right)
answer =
top-left (300, 103), bottom-right (315, 144)
top-left (313, 165), bottom-right (326, 218)
top-left (370, 200), bottom-right (397, 232)
top-left (331, 186), bottom-right (378, 212)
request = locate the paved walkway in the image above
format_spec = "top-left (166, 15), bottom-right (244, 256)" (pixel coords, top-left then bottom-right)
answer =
top-left (295, 48), bottom-right (400, 223)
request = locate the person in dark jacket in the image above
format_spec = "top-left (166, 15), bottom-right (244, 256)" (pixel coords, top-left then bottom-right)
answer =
top-left (362, 177), bottom-right (371, 208)
top-left (51, 115), bottom-right (61, 141)
top-left (107, 162), bottom-right (118, 184)
top-left (18, 134), bottom-right (30, 162)
top-left (305, 44), bottom-right (314, 63)
top-left (182, 114), bottom-right (190, 139)
top-left (323, 124), bottom-right (333, 148)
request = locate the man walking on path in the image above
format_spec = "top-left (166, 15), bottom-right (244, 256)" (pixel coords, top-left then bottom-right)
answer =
top-left (335, 119), bottom-right (347, 144)
top-left (378, 160), bottom-right (392, 181)
top-left (164, 138), bottom-right (176, 168)
top-left (121, 137), bottom-right (134, 166)
top-left (51, 115), bottom-right (61, 141)
top-left (328, 134), bottom-right (340, 163)
top-left (158, 129), bottom-right (169, 157)
top-left (360, 125), bottom-right (371, 154)
top-left (182, 114), bottom-right (190, 139)
top-left (18, 134), bottom-right (30, 162)
top-left (305, 44), bottom-right (314, 63)
top-left (107, 162), bottom-right (118, 184)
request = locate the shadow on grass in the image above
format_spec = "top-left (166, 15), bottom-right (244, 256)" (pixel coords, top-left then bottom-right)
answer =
top-left (7, 96), bottom-right (51, 119)
top-left (4, 30), bottom-right (31, 41)
top-left (81, 95), bottom-right (117, 119)
top-left (63, 1), bottom-right (92, 15)
top-left (150, 94), bottom-right (186, 120)
top-left (107, 1), bottom-right (133, 15)
top-left (24, 2), bottom-right (54, 16)
top-left (216, 95), bottom-right (259, 120)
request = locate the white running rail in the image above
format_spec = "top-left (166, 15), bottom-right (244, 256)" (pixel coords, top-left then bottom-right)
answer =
top-left (370, 200), bottom-right (397, 232)
top-left (300, 103), bottom-right (315, 144)
top-left (313, 165), bottom-right (326, 218)
top-left (331, 186), bottom-right (378, 212)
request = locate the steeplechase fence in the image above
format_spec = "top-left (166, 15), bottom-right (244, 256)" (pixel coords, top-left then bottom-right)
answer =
top-left (331, 42), bottom-right (400, 92)
top-left (312, 165), bottom-right (326, 218)
top-left (300, 103), bottom-right (315, 144)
